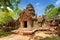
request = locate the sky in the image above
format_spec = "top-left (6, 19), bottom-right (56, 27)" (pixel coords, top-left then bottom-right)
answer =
top-left (18, 0), bottom-right (60, 16)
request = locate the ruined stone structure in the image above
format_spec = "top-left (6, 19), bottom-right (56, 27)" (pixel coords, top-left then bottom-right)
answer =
top-left (19, 4), bottom-right (37, 29)
top-left (12, 4), bottom-right (60, 36)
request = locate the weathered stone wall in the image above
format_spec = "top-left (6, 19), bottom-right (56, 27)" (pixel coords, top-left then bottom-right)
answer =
top-left (34, 15), bottom-right (60, 36)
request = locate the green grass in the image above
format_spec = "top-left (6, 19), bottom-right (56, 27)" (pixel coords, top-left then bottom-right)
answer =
top-left (41, 36), bottom-right (60, 40)
top-left (33, 36), bottom-right (60, 40)
top-left (0, 30), bottom-right (12, 37)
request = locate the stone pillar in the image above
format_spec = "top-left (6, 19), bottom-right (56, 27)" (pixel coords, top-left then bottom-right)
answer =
top-left (20, 21), bottom-right (24, 28)
top-left (27, 21), bottom-right (31, 28)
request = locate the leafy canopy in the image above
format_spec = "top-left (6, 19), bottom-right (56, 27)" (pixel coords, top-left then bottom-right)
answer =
top-left (0, 0), bottom-right (22, 26)
top-left (45, 4), bottom-right (60, 18)
top-left (45, 6), bottom-right (60, 18)
top-left (45, 4), bottom-right (55, 14)
top-left (0, 0), bottom-right (21, 11)
top-left (0, 10), bottom-right (18, 26)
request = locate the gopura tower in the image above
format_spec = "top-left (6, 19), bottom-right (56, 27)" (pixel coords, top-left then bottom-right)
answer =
top-left (19, 4), bottom-right (37, 28)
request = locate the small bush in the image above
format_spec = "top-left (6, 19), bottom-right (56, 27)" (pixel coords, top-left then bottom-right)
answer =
top-left (0, 30), bottom-right (12, 37)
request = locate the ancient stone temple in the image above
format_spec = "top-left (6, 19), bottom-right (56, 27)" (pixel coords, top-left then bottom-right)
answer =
top-left (19, 4), bottom-right (37, 29)
top-left (12, 4), bottom-right (60, 36)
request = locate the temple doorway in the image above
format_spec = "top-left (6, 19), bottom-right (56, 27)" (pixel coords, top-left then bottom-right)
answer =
top-left (24, 21), bottom-right (27, 28)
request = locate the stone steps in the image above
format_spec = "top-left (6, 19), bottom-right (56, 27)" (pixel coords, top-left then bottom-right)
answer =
top-left (11, 27), bottom-right (57, 36)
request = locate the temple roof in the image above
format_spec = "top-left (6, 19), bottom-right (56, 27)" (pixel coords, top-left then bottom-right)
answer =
top-left (26, 4), bottom-right (34, 9)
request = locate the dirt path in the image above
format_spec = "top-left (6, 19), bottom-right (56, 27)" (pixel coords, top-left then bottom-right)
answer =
top-left (0, 34), bottom-right (30, 40)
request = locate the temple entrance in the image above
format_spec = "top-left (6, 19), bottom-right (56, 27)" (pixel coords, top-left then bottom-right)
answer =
top-left (24, 21), bottom-right (27, 28)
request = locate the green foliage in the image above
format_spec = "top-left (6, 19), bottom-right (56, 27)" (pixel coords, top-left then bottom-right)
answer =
top-left (0, 0), bottom-right (21, 12)
top-left (16, 8), bottom-right (22, 15)
top-left (33, 36), bottom-right (60, 40)
top-left (0, 10), bottom-right (18, 26)
top-left (45, 6), bottom-right (60, 18)
top-left (0, 0), bottom-right (21, 37)
top-left (45, 4), bottom-right (55, 14)
top-left (41, 36), bottom-right (60, 40)
top-left (0, 30), bottom-right (12, 37)
top-left (0, 0), bottom-right (22, 26)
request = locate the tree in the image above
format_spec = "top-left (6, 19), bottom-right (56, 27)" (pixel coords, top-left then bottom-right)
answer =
top-left (0, 10), bottom-right (18, 26)
top-left (0, 0), bottom-right (21, 12)
top-left (0, 0), bottom-right (22, 26)
top-left (45, 4), bottom-right (55, 14)
top-left (45, 6), bottom-right (60, 18)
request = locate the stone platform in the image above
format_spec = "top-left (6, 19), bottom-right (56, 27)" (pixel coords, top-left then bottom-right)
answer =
top-left (11, 27), bottom-right (57, 36)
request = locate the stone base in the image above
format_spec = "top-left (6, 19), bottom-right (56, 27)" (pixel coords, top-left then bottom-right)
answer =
top-left (11, 27), bottom-right (57, 36)
top-left (11, 28), bottom-right (33, 35)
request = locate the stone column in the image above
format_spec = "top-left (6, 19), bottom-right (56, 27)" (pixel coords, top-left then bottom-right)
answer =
top-left (27, 21), bottom-right (31, 28)
top-left (20, 21), bottom-right (24, 28)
